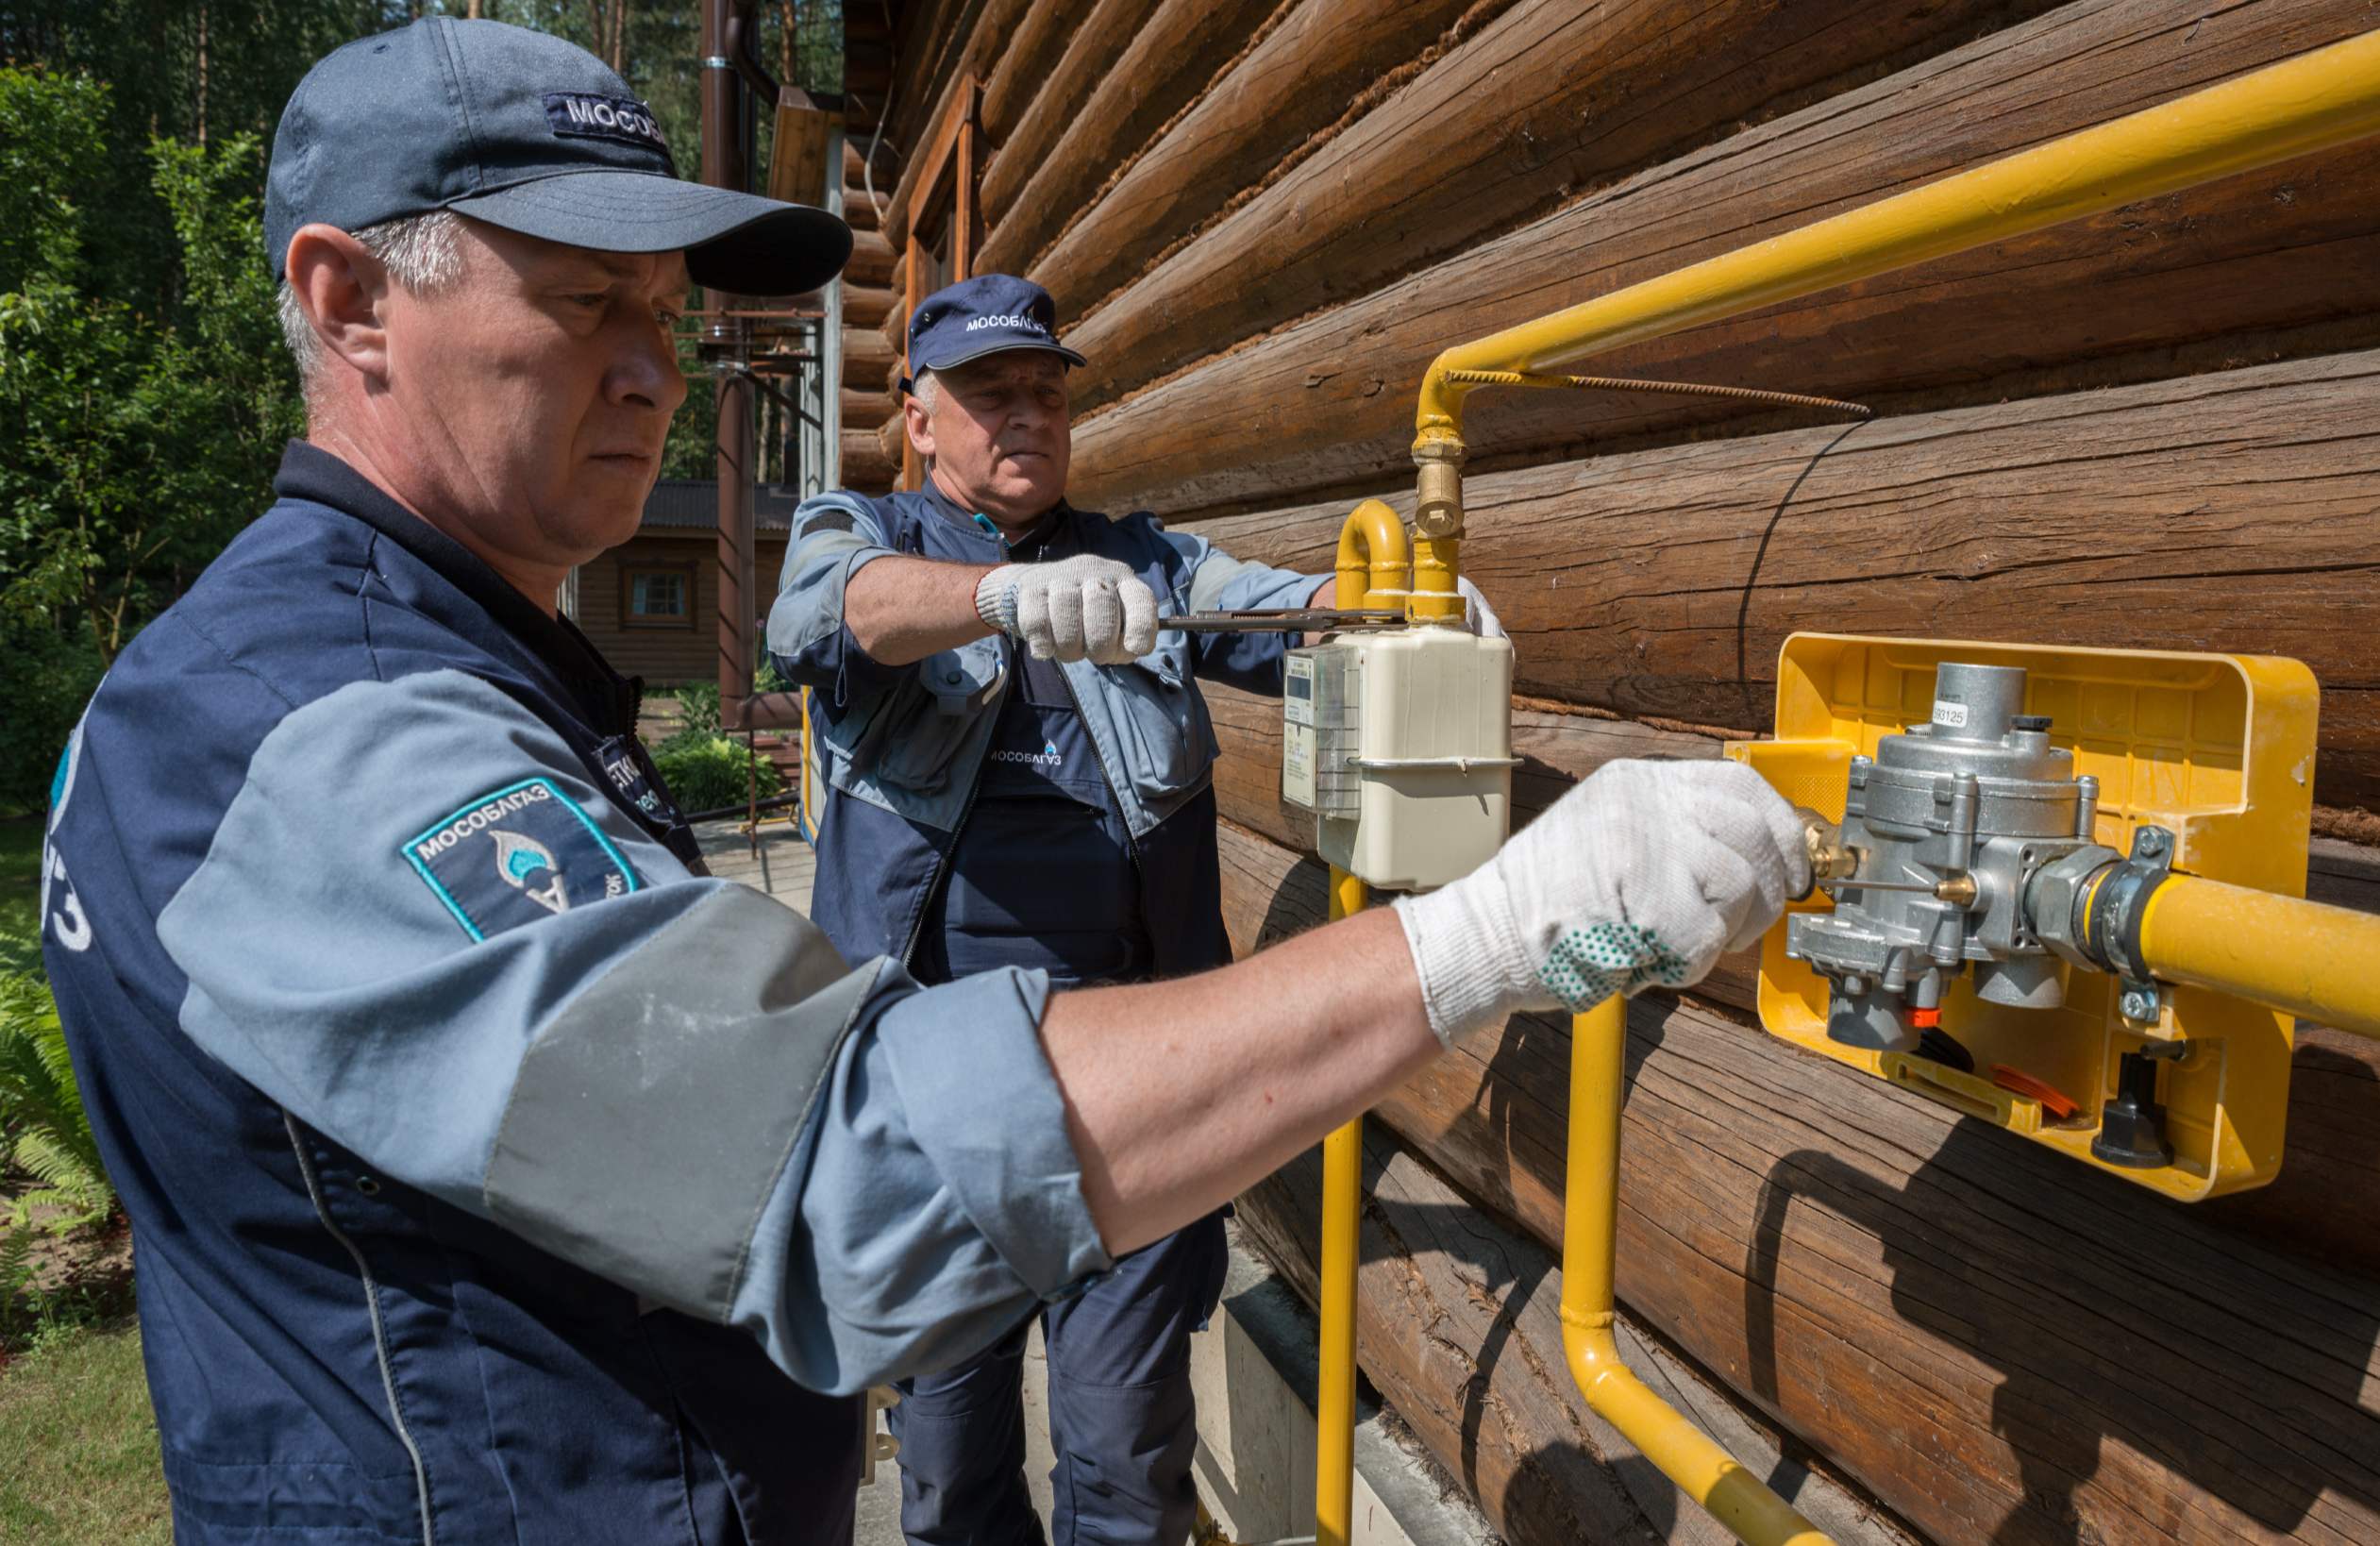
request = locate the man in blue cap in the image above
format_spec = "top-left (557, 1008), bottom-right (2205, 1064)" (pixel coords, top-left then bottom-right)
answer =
top-left (39, 16), bottom-right (1813, 1546)
top-left (768, 277), bottom-right (1504, 1546)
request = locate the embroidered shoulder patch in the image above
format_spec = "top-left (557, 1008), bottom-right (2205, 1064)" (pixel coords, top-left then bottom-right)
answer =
top-left (403, 778), bottom-right (640, 942)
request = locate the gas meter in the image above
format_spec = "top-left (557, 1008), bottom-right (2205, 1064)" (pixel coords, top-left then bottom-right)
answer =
top-left (1283, 624), bottom-right (1516, 891)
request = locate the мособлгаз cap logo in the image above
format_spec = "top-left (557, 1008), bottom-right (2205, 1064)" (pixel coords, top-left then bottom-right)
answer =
top-left (542, 92), bottom-right (671, 160)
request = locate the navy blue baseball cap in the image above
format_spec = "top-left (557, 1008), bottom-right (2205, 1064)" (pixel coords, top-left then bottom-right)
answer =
top-left (266, 18), bottom-right (849, 296)
top-left (903, 275), bottom-right (1086, 392)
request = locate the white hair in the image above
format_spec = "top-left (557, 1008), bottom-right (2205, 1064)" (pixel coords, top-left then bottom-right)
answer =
top-left (908, 366), bottom-right (940, 414)
top-left (276, 210), bottom-right (465, 391)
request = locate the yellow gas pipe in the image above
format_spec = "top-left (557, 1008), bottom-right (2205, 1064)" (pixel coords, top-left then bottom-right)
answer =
top-left (1411, 26), bottom-right (2380, 469)
top-left (1314, 499), bottom-right (1410, 1546)
top-left (2132, 875), bottom-right (2380, 1039)
top-left (1390, 28), bottom-right (2380, 1546)
top-left (1567, 998), bottom-right (1832, 1545)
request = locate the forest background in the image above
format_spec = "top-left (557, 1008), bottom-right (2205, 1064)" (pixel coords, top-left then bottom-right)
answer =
top-left (0, 0), bottom-right (845, 814)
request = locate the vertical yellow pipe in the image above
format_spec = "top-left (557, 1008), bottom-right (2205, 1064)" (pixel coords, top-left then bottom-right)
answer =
top-left (1316, 504), bottom-right (1396, 1546)
top-left (1316, 865), bottom-right (1366, 1546)
top-left (1563, 998), bottom-right (1835, 1546)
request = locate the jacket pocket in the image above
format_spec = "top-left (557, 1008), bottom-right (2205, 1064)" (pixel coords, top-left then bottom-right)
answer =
top-left (854, 639), bottom-right (1005, 795)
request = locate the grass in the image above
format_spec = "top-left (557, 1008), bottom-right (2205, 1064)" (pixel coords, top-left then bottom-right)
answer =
top-left (0, 1319), bottom-right (171, 1545)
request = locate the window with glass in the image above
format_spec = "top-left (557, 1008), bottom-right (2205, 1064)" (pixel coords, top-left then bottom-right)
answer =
top-left (623, 564), bottom-right (694, 628)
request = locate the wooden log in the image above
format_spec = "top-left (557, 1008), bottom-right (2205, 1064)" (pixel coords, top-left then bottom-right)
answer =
top-left (1064, 0), bottom-right (2380, 513)
top-left (1235, 1126), bottom-right (1921, 1546)
top-left (972, 0), bottom-right (1285, 282)
top-left (842, 283), bottom-right (895, 330)
top-left (885, 0), bottom-right (981, 154)
top-left (1056, 0), bottom-right (2093, 415)
top-left (875, 412), bottom-right (906, 470)
top-left (839, 388), bottom-right (894, 430)
top-left (883, 0), bottom-right (1029, 222)
top-left (840, 328), bottom-right (893, 393)
top-left (1027, 0), bottom-right (1478, 322)
top-left (1215, 818), bottom-right (2380, 1546)
top-left (980, 0), bottom-right (1106, 145)
top-left (840, 178), bottom-right (880, 231)
top-left (974, 0), bottom-right (1163, 232)
top-left (839, 429), bottom-right (897, 493)
top-left (1180, 348), bottom-right (2380, 810)
top-left (842, 227), bottom-right (896, 290)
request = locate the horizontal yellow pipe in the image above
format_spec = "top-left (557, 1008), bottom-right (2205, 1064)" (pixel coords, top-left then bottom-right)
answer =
top-left (2137, 874), bottom-right (2380, 1039)
top-left (1416, 26), bottom-right (2380, 442)
top-left (1565, 998), bottom-right (1835, 1546)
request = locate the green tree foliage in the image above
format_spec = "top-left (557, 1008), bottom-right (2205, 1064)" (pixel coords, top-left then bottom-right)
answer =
top-left (0, 73), bottom-right (306, 810)
top-left (0, 5), bottom-right (842, 807)
top-left (0, 96), bottom-right (304, 669)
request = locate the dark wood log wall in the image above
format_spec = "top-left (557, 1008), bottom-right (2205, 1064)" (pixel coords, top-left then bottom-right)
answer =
top-left (1220, 814), bottom-right (2380, 1546)
top-left (849, 0), bottom-right (2380, 1538)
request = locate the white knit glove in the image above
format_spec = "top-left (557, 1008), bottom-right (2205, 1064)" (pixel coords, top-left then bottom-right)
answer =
top-left (974, 554), bottom-right (1161, 665)
top-left (1392, 760), bottom-right (1809, 1046)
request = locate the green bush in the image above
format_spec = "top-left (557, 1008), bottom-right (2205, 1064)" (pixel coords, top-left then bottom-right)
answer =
top-left (652, 734), bottom-right (783, 816)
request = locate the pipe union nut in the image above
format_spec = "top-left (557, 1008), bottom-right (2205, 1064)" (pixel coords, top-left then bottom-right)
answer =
top-left (2025, 844), bottom-right (2120, 968)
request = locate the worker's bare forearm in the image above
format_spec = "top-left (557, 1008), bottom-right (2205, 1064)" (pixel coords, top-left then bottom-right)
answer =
top-left (1040, 907), bottom-right (1438, 1255)
top-left (845, 554), bottom-right (997, 665)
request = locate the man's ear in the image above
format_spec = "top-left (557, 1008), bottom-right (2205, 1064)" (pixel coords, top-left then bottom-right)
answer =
top-left (903, 394), bottom-right (935, 460)
top-left (284, 224), bottom-right (394, 388)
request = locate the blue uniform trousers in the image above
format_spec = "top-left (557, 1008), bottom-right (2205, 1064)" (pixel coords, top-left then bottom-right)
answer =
top-left (888, 1208), bottom-right (1229, 1546)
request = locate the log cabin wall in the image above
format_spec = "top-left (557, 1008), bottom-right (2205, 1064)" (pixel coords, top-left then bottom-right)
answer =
top-left (846, 3), bottom-right (2380, 1543)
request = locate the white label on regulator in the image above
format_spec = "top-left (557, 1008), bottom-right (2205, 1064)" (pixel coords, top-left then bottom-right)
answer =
top-left (1932, 700), bottom-right (1969, 728)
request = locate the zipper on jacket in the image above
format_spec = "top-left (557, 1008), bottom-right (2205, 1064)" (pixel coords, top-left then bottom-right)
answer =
top-left (897, 674), bottom-right (997, 972)
top-left (283, 1112), bottom-right (437, 1546)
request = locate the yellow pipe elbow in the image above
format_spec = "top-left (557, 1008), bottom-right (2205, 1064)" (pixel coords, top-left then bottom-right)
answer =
top-left (1565, 998), bottom-right (1837, 1546)
top-left (1334, 498), bottom-right (1410, 612)
top-left (2137, 874), bottom-right (2380, 1039)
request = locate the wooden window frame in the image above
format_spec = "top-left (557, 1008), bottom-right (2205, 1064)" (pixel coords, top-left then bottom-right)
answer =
top-left (898, 76), bottom-right (983, 492)
top-left (619, 559), bottom-right (698, 630)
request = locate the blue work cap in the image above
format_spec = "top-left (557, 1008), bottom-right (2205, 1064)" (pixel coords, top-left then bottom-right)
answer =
top-left (903, 275), bottom-right (1087, 393)
top-left (266, 18), bottom-right (850, 297)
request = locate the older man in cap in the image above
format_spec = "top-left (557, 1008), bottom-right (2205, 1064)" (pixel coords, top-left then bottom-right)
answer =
top-left (767, 275), bottom-right (1500, 1546)
top-left (41, 18), bottom-right (1811, 1546)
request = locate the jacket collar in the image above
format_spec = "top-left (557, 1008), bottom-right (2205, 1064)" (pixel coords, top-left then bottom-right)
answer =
top-left (272, 440), bottom-right (640, 734)
top-left (914, 479), bottom-right (1068, 561)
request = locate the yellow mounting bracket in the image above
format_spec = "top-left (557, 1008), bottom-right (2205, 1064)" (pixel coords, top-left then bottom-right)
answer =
top-left (1727, 633), bottom-right (2319, 1202)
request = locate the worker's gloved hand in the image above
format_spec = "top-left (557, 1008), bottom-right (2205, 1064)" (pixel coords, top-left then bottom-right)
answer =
top-left (1456, 576), bottom-right (1505, 640)
top-left (1391, 759), bottom-right (1809, 1046)
top-left (976, 554), bottom-right (1162, 665)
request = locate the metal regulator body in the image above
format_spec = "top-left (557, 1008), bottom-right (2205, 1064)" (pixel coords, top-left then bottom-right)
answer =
top-left (1788, 663), bottom-right (2102, 1055)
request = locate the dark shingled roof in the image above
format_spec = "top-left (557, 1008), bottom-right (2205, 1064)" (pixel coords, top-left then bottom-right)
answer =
top-left (640, 479), bottom-right (806, 532)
